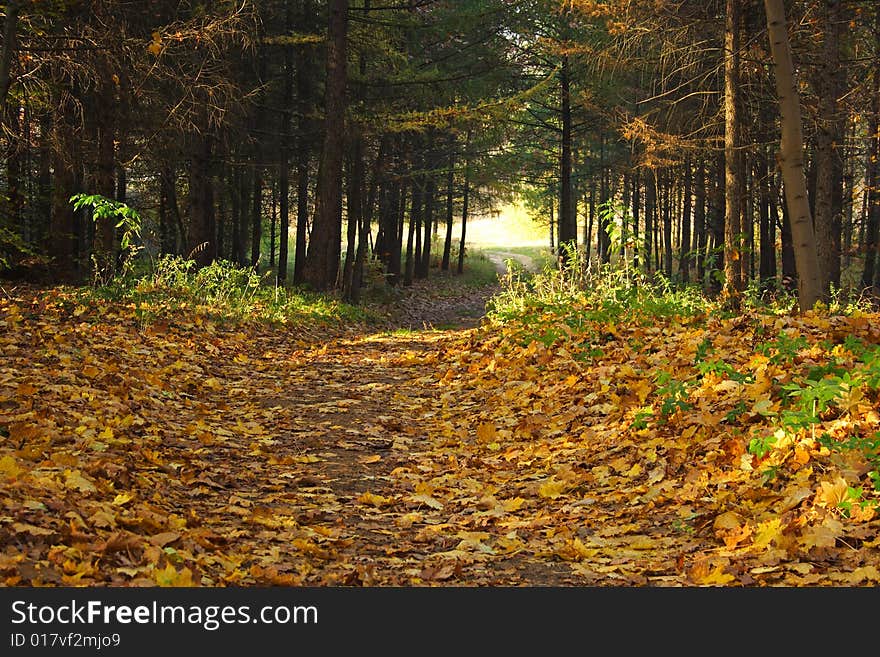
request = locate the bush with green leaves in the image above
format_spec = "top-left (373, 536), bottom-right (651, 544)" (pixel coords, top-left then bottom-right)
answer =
top-left (70, 193), bottom-right (144, 284)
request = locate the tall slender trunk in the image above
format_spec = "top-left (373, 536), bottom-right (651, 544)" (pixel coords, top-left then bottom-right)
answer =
top-left (342, 134), bottom-right (363, 301)
top-left (662, 170), bottom-right (672, 279)
top-left (93, 80), bottom-right (117, 279)
top-left (558, 55), bottom-right (576, 262)
top-left (277, 0), bottom-right (293, 283)
top-left (0, 0), bottom-right (19, 123)
top-left (644, 170), bottom-right (655, 274)
top-left (404, 181), bottom-right (417, 287)
top-left (679, 159), bottom-right (692, 282)
top-left (48, 90), bottom-right (77, 281)
top-left (303, 0), bottom-right (349, 291)
top-left (406, 156), bottom-right (423, 285)
top-left (757, 146), bottom-right (775, 284)
top-left (632, 167), bottom-right (640, 272)
top-left (862, 60), bottom-right (880, 291)
top-left (441, 135), bottom-right (455, 271)
top-left (724, 0), bottom-right (745, 298)
top-left (419, 170), bottom-right (435, 278)
top-left (188, 127), bottom-right (217, 267)
top-left (270, 179), bottom-right (277, 267)
top-left (813, 0), bottom-right (844, 291)
top-left (694, 159), bottom-right (706, 283)
top-left (457, 130), bottom-right (471, 275)
top-left (764, 0), bottom-right (824, 309)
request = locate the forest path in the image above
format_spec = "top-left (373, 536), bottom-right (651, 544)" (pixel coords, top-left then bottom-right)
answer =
top-left (209, 322), bottom-right (580, 586)
top-left (377, 250), bottom-right (539, 331)
top-left (1, 266), bottom-right (698, 587)
top-left (484, 250), bottom-right (541, 275)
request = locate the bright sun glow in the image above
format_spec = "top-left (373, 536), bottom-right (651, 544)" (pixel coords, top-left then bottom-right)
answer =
top-left (454, 202), bottom-right (549, 249)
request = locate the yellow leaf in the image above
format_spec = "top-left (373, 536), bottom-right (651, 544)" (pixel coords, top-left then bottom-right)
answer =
top-left (357, 492), bottom-right (391, 507)
top-left (410, 493), bottom-right (443, 510)
top-left (16, 383), bottom-right (38, 396)
top-left (82, 365), bottom-right (101, 378)
top-left (0, 455), bottom-right (23, 480)
top-left (64, 469), bottom-right (97, 493)
top-left (800, 518), bottom-right (842, 550)
top-left (844, 565), bottom-right (880, 584)
top-left (153, 564), bottom-right (195, 587)
top-left (713, 511), bottom-right (743, 532)
top-left (502, 497), bottom-right (526, 512)
top-left (556, 538), bottom-right (598, 561)
top-left (816, 477), bottom-right (848, 508)
top-left (203, 377), bottom-right (222, 390)
top-left (695, 565), bottom-right (735, 586)
top-left (476, 422), bottom-right (497, 443)
top-left (752, 518), bottom-right (783, 550)
top-left (149, 532), bottom-right (181, 547)
top-left (537, 479), bottom-right (566, 499)
top-left (112, 492), bottom-right (134, 506)
top-left (12, 522), bottom-right (55, 536)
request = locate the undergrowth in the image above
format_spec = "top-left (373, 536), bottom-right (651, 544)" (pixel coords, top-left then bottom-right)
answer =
top-left (484, 254), bottom-right (880, 514)
top-left (77, 255), bottom-right (379, 331)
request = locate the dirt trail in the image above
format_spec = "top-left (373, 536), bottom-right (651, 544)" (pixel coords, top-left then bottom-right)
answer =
top-left (213, 327), bottom-right (577, 586)
top-left (484, 250), bottom-right (540, 275)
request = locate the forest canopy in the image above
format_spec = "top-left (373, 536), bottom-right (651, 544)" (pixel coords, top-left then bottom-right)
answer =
top-left (0, 0), bottom-right (877, 310)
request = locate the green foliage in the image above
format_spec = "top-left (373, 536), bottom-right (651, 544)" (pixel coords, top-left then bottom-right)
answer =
top-left (748, 434), bottom-right (778, 459)
top-left (757, 331), bottom-right (809, 365)
top-left (654, 370), bottom-right (692, 419)
top-left (70, 193), bottom-right (145, 284)
top-left (488, 258), bottom-right (709, 333)
top-left (818, 432), bottom-right (880, 497)
top-left (0, 225), bottom-right (43, 271)
top-left (80, 254), bottom-right (377, 329)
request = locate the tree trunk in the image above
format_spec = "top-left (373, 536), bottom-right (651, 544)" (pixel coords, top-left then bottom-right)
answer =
top-left (644, 170), bottom-right (655, 274)
top-left (457, 130), bottom-right (471, 275)
top-left (48, 93), bottom-right (77, 282)
top-left (724, 0), bottom-right (745, 299)
top-left (694, 159), bottom-right (706, 283)
top-left (441, 136), bottom-right (455, 271)
top-left (813, 0), bottom-right (844, 292)
top-left (419, 166), bottom-right (435, 278)
top-left (188, 129), bottom-right (216, 267)
top-left (632, 168), bottom-right (640, 271)
top-left (342, 133), bottom-right (364, 301)
top-left (93, 81), bottom-right (117, 280)
top-left (764, 0), bottom-right (823, 310)
top-left (251, 163), bottom-right (263, 269)
top-left (862, 58), bottom-right (880, 292)
top-left (303, 0), bottom-right (349, 291)
top-left (679, 158), bottom-right (692, 282)
top-left (0, 0), bottom-right (19, 123)
top-left (558, 55), bottom-right (576, 262)
top-left (277, 0), bottom-right (294, 284)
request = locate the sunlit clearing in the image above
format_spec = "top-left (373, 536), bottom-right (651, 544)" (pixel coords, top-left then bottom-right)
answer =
top-left (454, 201), bottom-right (548, 249)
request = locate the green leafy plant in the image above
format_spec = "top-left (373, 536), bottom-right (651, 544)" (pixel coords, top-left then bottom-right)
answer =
top-left (70, 193), bottom-right (144, 283)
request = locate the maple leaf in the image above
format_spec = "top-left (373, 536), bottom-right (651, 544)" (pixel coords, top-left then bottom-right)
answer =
top-left (357, 492), bottom-right (392, 507)
top-left (751, 518), bottom-right (784, 551)
top-left (153, 564), bottom-right (195, 587)
top-left (815, 477), bottom-right (849, 508)
top-left (537, 478), bottom-right (567, 499)
top-left (63, 469), bottom-right (97, 493)
top-left (0, 455), bottom-right (23, 480)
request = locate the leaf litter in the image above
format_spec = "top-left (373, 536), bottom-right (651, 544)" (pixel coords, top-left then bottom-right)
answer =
top-left (1, 285), bottom-right (879, 586)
